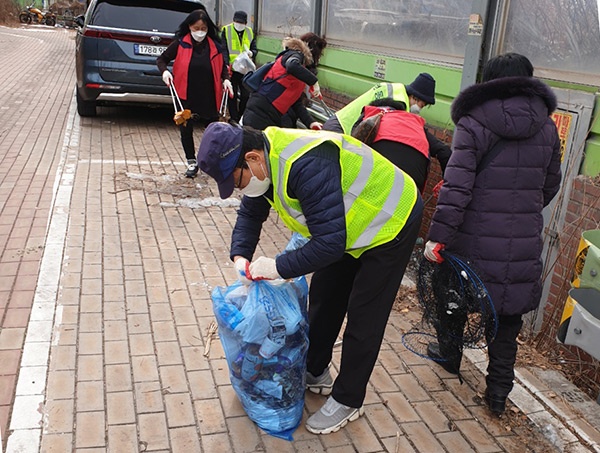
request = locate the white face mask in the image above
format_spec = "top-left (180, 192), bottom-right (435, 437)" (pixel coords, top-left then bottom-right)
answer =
top-left (240, 162), bottom-right (271, 197)
top-left (191, 30), bottom-right (207, 42)
top-left (410, 103), bottom-right (421, 114)
top-left (233, 22), bottom-right (246, 32)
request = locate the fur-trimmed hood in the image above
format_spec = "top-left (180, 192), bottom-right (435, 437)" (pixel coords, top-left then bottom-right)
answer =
top-left (282, 37), bottom-right (313, 66)
top-left (451, 76), bottom-right (557, 140)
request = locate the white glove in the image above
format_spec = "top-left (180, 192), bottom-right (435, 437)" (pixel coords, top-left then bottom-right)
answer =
top-left (310, 121), bottom-right (323, 130)
top-left (248, 256), bottom-right (280, 280)
top-left (424, 241), bottom-right (445, 263)
top-left (245, 50), bottom-right (253, 58)
top-left (162, 70), bottom-right (173, 86)
top-left (308, 81), bottom-right (322, 99)
top-left (233, 257), bottom-right (252, 285)
top-left (223, 79), bottom-right (234, 98)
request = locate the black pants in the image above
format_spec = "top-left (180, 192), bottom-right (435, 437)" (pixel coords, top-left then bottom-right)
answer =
top-left (306, 207), bottom-right (422, 408)
top-left (228, 71), bottom-right (249, 122)
top-left (179, 101), bottom-right (218, 161)
top-left (436, 309), bottom-right (523, 397)
top-left (486, 314), bottom-right (523, 397)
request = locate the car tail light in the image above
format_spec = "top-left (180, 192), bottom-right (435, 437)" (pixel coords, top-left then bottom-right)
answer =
top-left (86, 83), bottom-right (122, 90)
top-left (83, 29), bottom-right (172, 45)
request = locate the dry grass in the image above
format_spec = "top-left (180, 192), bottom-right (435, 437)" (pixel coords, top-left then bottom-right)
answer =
top-left (0, 0), bottom-right (21, 25)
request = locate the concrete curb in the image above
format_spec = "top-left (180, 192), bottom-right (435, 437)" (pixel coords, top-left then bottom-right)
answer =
top-left (464, 348), bottom-right (600, 452)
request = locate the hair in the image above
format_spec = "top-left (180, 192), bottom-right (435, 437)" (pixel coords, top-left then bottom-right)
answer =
top-left (481, 53), bottom-right (534, 82)
top-left (175, 7), bottom-right (221, 43)
top-left (237, 127), bottom-right (265, 167)
top-left (300, 32), bottom-right (327, 67)
top-left (370, 98), bottom-right (407, 111)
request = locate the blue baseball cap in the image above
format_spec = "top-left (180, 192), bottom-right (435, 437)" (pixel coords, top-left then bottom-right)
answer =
top-left (197, 122), bottom-right (244, 199)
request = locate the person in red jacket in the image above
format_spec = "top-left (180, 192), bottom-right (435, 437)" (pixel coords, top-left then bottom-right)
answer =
top-left (352, 98), bottom-right (451, 193)
top-left (157, 8), bottom-right (232, 178)
top-left (281, 32), bottom-right (327, 129)
top-left (241, 37), bottom-right (319, 130)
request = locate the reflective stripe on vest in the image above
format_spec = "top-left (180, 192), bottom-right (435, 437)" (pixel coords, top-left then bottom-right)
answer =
top-left (223, 24), bottom-right (253, 64)
top-left (335, 83), bottom-right (410, 135)
top-left (263, 128), bottom-right (418, 257)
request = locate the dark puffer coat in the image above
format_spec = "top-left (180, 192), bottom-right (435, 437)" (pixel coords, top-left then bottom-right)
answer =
top-left (428, 76), bottom-right (562, 316)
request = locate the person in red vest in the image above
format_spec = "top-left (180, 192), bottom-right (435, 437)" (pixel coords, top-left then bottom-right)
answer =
top-left (281, 32), bottom-right (328, 129)
top-left (241, 37), bottom-right (320, 130)
top-left (157, 8), bottom-right (233, 178)
top-left (352, 98), bottom-right (451, 193)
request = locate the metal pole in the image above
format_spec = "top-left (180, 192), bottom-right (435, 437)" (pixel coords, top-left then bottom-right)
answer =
top-left (460, 0), bottom-right (493, 91)
top-left (313, 0), bottom-right (323, 35)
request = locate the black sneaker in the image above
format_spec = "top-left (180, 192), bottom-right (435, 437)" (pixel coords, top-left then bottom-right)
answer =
top-left (185, 160), bottom-right (199, 178)
top-left (427, 342), bottom-right (460, 375)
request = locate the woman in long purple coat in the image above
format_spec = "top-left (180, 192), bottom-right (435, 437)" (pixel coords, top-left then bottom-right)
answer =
top-left (424, 53), bottom-right (562, 415)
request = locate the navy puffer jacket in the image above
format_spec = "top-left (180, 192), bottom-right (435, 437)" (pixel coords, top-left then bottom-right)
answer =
top-left (230, 142), bottom-right (347, 279)
top-left (428, 76), bottom-right (562, 316)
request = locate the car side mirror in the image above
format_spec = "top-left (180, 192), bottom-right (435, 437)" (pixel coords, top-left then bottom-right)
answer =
top-left (75, 15), bottom-right (85, 28)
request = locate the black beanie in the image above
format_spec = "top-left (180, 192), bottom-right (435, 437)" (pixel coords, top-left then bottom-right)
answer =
top-left (406, 73), bottom-right (436, 105)
top-left (233, 11), bottom-right (247, 23)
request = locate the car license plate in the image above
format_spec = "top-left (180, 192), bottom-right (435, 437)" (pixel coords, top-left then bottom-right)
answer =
top-left (134, 44), bottom-right (167, 56)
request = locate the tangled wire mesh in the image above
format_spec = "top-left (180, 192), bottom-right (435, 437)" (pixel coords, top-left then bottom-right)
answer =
top-left (402, 253), bottom-right (498, 367)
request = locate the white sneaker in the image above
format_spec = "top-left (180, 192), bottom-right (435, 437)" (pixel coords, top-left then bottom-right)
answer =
top-left (305, 396), bottom-right (364, 434)
top-left (306, 367), bottom-right (333, 395)
top-left (185, 159), bottom-right (199, 178)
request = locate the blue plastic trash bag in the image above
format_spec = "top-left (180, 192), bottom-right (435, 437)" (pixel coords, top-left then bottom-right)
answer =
top-left (211, 277), bottom-right (309, 440)
top-left (284, 232), bottom-right (309, 253)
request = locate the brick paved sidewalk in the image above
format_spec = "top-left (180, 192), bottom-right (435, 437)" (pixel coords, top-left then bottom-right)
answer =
top-left (1, 26), bottom-right (599, 453)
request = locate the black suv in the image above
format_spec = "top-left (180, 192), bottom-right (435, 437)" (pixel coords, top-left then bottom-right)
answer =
top-left (75, 0), bottom-right (204, 117)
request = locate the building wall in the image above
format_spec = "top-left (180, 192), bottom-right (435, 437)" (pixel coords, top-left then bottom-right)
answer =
top-left (538, 176), bottom-right (600, 344)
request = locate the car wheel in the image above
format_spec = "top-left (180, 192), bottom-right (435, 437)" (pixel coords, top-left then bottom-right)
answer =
top-left (19, 13), bottom-right (32, 24)
top-left (76, 88), bottom-right (97, 117)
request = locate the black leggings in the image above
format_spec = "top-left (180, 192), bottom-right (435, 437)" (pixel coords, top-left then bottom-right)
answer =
top-left (179, 113), bottom-right (218, 161)
top-left (486, 314), bottom-right (523, 397)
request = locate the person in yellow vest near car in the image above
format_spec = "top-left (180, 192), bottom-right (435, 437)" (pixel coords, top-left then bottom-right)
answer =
top-left (221, 11), bottom-right (258, 122)
top-left (197, 122), bottom-right (423, 435)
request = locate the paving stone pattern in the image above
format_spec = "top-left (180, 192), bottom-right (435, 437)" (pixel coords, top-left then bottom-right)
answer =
top-left (0, 25), bottom-right (597, 453)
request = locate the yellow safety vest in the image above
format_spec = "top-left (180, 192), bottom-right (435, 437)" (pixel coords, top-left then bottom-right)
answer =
top-left (222, 23), bottom-right (254, 64)
top-left (335, 83), bottom-right (410, 135)
top-left (263, 127), bottom-right (418, 258)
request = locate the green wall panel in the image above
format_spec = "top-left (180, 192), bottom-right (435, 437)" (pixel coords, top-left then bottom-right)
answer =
top-left (581, 136), bottom-right (600, 177)
top-left (590, 98), bottom-right (600, 135)
top-left (255, 35), bottom-right (600, 173)
top-left (256, 35), bottom-right (460, 131)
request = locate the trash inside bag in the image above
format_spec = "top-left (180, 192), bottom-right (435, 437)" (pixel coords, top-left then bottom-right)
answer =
top-left (212, 277), bottom-right (309, 440)
top-left (284, 232), bottom-right (309, 253)
top-left (232, 51), bottom-right (256, 75)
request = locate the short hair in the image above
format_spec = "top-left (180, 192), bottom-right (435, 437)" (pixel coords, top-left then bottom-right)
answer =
top-left (482, 53), bottom-right (534, 82)
top-left (237, 127), bottom-right (265, 167)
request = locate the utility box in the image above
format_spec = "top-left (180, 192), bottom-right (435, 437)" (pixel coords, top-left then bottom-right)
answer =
top-left (571, 229), bottom-right (600, 291)
top-left (558, 228), bottom-right (600, 363)
top-left (558, 288), bottom-right (600, 362)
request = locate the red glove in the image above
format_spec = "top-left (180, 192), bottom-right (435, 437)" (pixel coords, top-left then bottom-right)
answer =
top-left (432, 180), bottom-right (443, 197)
top-left (424, 241), bottom-right (445, 263)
